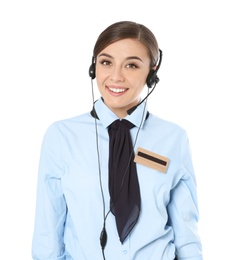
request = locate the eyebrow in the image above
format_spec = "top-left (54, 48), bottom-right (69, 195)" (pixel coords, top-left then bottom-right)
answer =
top-left (98, 53), bottom-right (143, 62)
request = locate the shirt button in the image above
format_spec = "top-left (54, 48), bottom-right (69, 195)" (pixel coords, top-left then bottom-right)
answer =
top-left (122, 250), bottom-right (127, 254)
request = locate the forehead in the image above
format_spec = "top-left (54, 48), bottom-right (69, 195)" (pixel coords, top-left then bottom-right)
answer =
top-left (98, 39), bottom-right (150, 60)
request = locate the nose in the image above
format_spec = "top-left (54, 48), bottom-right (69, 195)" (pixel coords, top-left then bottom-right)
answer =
top-left (110, 66), bottom-right (125, 82)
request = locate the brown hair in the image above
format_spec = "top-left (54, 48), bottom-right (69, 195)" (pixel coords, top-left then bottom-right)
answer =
top-left (93, 21), bottom-right (159, 68)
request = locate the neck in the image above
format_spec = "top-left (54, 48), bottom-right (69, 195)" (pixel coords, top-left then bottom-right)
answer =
top-left (103, 99), bottom-right (141, 118)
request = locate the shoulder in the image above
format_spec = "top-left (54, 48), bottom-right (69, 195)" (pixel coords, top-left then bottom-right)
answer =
top-left (50, 112), bottom-right (93, 127)
top-left (146, 113), bottom-right (186, 135)
top-left (44, 112), bottom-right (93, 137)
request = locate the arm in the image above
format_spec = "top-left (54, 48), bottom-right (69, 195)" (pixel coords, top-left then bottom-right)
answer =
top-left (168, 132), bottom-right (203, 260)
top-left (32, 124), bottom-right (67, 260)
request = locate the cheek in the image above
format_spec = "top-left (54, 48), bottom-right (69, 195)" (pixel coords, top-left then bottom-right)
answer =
top-left (96, 79), bottom-right (105, 95)
top-left (132, 82), bottom-right (146, 98)
top-left (95, 67), bottom-right (104, 82)
top-left (140, 70), bottom-right (150, 86)
top-left (95, 71), bottom-right (105, 88)
top-left (133, 76), bottom-right (147, 90)
top-left (129, 70), bottom-right (148, 84)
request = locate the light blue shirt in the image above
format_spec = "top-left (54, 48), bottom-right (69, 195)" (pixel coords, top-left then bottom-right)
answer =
top-left (32, 98), bottom-right (203, 260)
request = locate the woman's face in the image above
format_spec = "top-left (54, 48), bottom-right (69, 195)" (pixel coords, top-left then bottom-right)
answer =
top-left (95, 38), bottom-right (151, 118)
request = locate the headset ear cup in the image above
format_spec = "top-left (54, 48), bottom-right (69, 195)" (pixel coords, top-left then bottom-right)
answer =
top-left (146, 49), bottom-right (162, 88)
top-left (89, 62), bottom-right (96, 79)
top-left (146, 69), bottom-right (157, 88)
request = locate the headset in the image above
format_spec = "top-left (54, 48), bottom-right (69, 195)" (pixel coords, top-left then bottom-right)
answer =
top-left (90, 49), bottom-right (163, 259)
top-left (89, 49), bottom-right (163, 88)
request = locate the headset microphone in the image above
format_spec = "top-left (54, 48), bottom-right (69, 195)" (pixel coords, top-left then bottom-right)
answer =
top-left (127, 83), bottom-right (156, 115)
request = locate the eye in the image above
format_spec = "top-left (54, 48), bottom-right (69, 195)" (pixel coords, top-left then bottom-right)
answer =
top-left (126, 63), bottom-right (138, 69)
top-left (100, 59), bottom-right (112, 66)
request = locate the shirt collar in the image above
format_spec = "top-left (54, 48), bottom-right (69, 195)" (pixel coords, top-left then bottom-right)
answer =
top-left (91, 98), bottom-right (149, 129)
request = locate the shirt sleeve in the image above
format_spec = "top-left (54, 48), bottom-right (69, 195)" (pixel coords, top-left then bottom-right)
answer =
top-left (168, 131), bottom-right (203, 260)
top-left (32, 123), bottom-right (67, 260)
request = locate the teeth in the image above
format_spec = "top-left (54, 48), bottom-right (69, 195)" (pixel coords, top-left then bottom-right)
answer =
top-left (109, 87), bottom-right (126, 93)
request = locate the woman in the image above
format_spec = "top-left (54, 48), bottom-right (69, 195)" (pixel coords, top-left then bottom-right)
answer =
top-left (32, 21), bottom-right (203, 260)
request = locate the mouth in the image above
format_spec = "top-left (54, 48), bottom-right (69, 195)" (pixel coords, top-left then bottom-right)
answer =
top-left (109, 87), bottom-right (126, 93)
top-left (107, 86), bottom-right (128, 95)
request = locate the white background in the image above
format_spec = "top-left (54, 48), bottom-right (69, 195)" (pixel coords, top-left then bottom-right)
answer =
top-left (0, 0), bottom-right (249, 259)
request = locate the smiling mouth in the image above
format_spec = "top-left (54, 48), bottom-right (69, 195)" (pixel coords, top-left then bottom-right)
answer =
top-left (108, 87), bottom-right (127, 93)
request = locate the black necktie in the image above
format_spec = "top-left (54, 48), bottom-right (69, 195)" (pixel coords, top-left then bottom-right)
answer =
top-left (108, 119), bottom-right (141, 243)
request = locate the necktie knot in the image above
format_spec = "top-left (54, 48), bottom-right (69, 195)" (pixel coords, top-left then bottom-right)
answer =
top-left (109, 119), bottom-right (135, 131)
